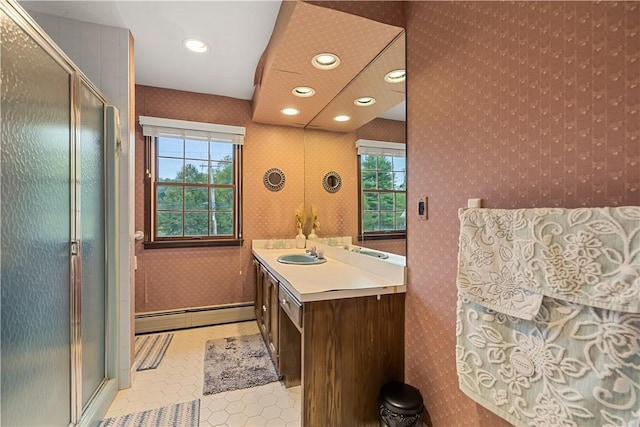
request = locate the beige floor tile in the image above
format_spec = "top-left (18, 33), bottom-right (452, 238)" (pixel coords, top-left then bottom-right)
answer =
top-left (103, 322), bottom-right (301, 426)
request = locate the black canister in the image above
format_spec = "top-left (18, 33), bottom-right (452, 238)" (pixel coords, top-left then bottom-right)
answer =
top-left (379, 381), bottom-right (425, 427)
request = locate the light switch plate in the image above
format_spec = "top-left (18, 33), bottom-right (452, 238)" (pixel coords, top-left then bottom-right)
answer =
top-left (418, 196), bottom-right (428, 221)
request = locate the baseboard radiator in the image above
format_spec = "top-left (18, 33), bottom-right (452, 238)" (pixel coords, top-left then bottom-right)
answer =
top-left (135, 302), bottom-right (256, 334)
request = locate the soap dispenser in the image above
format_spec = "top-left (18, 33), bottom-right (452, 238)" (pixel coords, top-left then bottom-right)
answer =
top-left (295, 229), bottom-right (306, 249)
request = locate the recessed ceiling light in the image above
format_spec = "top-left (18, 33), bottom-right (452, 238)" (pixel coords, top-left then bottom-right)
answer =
top-left (184, 38), bottom-right (209, 53)
top-left (281, 108), bottom-right (300, 116)
top-left (312, 53), bottom-right (340, 70)
top-left (333, 115), bottom-right (350, 122)
top-left (354, 97), bottom-right (376, 107)
top-left (384, 69), bottom-right (406, 83)
top-left (292, 86), bottom-right (316, 97)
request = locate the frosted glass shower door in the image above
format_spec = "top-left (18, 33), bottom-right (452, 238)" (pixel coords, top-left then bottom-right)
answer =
top-left (1, 9), bottom-right (72, 426)
top-left (79, 83), bottom-right (107, 409)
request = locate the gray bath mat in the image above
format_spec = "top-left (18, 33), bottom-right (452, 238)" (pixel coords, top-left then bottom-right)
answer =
top-left (99, 399), bottom-right (199, 427)
top-left (203, 333), bottom-right (279, 395)
top-left (134, 333), bottom-right (173, 371)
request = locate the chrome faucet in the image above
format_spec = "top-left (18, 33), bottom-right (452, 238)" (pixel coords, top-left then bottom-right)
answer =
top-left (306, 246), bottom-right (317, 257)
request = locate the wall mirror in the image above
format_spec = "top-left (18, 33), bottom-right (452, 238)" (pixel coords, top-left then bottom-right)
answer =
top-left (303, 24), bottom-right (406, 258)
top-left (263, 168), bottom-right (286, 192)
top-left (322, 172), bottom-right (342, 193)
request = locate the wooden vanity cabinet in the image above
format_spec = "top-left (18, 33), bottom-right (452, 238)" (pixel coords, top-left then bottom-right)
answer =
top-left (302, 293), bottom-right (405, 427)
top-left (253, 256), bottom-right (405, 426)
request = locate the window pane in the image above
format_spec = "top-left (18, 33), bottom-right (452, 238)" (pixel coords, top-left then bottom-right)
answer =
top-left (211, 188), bottom-right (233, 210)
top-left (157, 137), bottom-right (183, 158)
top-left (211, 212), bottom-right (233, 236)
top-left (158, 158), bottom-right (183, 182)
top-left (210, 142), bottom-right (233, 162)
top-left (151, 136), bottom-right (241, 241)
top-left (157, 212), bottom-right (183, 237)
top-left (363, 212), bottom-right (380, 231)
top-left (363, 192), bottom-right (379, 210)
top-left (393, 156), bottom-right (406, 172)
top-left (184, 159), bottom-right (208, 183)
top-left (378, 172), bottom-right (393, 190)
top-left (210, 161), bottom-right (233, 185)
top-left (396, 212), bottom-right (406, 230)
top-left (361, 155), bottom-right (377, 170)
top-left (359, 152), bottom-right (406, 236)
top-left (378, 156), bottom-right (393, 171)
top-left (361, 171), bottom-right (377, 190)
top-left (185, 212), bottom-right (208, 236)
top-left (393, 172), bottom-right (406, 190)
top-left (185, 139), bottom-right (208, 160)
top-left (396, 193), bottom-right (406, 211)
top-left (157, 185), bottom-right (183, 210)
top-left (380, 193), bottom-right (395, 211)
top-left (381, 212), bottom-right (395, 230)
top-left (185, 187), bottom-right (208, 210)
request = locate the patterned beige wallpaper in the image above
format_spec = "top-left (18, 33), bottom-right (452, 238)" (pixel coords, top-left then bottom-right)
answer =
top-left (134, 86), bottom-right (405, 312)
top-left (405, 2), bottom-right (639, 426)
top-left (134, 85), bottom-right (305, 312)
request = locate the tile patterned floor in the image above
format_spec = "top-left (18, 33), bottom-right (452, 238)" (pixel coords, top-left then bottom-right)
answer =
top-left (104, 321), bottom-right (301, 426)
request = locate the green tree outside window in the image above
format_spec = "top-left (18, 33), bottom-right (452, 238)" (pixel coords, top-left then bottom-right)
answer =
top-left (155, 137), bottom-right (235, 239)
top-left (361, 154), bottom-right (406, 234)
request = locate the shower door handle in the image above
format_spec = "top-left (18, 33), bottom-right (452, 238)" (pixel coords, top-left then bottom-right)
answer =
top-left (70, 240), bottom-right (79, 256)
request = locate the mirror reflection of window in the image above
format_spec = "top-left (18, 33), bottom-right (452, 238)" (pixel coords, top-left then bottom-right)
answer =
top-left (356, 140), bottom-right (406, 240)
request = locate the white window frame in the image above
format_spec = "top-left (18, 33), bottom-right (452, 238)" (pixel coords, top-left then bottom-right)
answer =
top-left (140, 116), bottom-right (245, 248)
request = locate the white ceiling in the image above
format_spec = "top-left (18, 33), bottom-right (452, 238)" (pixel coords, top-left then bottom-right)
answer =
top-left (20, 0), bottom-right (405, 121)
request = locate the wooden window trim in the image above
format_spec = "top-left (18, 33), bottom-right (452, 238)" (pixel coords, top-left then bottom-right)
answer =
top-left (143, 135), bottom-right (243, 247)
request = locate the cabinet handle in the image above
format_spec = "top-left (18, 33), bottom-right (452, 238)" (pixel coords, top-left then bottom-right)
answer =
top-left (262, 305), bottom-right (267, 312)
top-left (281, 298), bottom-right (288, 306)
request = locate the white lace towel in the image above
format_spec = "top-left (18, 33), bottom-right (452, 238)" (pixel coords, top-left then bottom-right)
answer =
top-left (513, 206), bottom-right (640, 314)
top-left (456, 208), bottom-right (543, 320)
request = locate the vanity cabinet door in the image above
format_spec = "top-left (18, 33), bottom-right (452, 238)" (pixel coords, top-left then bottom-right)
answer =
top-left (253, 260), bottom-right (263, 321)
top-left (259, 264), bottom-right (270, 342)
top-left (267, 273), bottom-right (280, 366)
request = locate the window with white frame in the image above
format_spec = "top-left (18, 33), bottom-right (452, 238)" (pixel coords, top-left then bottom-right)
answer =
top-left (140, 116), bottom-right (244, 247)
top-left (357, 139), bottom-right (406, 239)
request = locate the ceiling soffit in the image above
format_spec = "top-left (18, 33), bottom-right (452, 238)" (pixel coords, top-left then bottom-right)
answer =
top-left (251, 1), bottom-right (404, 131)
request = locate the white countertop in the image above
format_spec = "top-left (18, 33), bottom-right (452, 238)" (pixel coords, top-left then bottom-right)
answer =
top-left (252, 241), bottom-right (406, 303)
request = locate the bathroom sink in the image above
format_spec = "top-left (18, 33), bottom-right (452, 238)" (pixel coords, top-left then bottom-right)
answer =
top-left (277, 254), bottom-right (327, 265)
top-left (359, 250), bottom-right (389, 259)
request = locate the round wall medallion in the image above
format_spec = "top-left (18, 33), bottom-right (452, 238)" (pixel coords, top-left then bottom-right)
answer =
top-left (322, 171), bottom-right (342, 193)
top-left (263, 168), bottom-right (285, 191)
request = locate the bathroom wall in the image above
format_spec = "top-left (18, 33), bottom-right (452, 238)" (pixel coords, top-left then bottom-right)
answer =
top-left (135, 85), bottom-right (301, 312)
top-left (134, 85), bottom-right (405, 312)
top-left (405, 2), bottom-right (639, 426)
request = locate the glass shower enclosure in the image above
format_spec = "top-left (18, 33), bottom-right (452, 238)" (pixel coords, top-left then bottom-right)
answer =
top-left (1, 1), bottom-right (118, 425)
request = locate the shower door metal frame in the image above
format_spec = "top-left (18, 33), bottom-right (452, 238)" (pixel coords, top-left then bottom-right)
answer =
top-left (71, 74), bottom-right (111, 423)
top-left (1, 1), bottom-right (117, 425)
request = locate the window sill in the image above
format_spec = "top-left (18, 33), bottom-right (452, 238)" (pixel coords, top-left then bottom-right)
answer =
top-left (143, 239), bottom-right (244, 249)
top-left (357, 232), bottom-right (406, 241)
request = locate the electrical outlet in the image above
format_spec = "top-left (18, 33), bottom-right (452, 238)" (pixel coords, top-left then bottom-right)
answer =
top-left (418, 196), bottom-right (428, 221)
